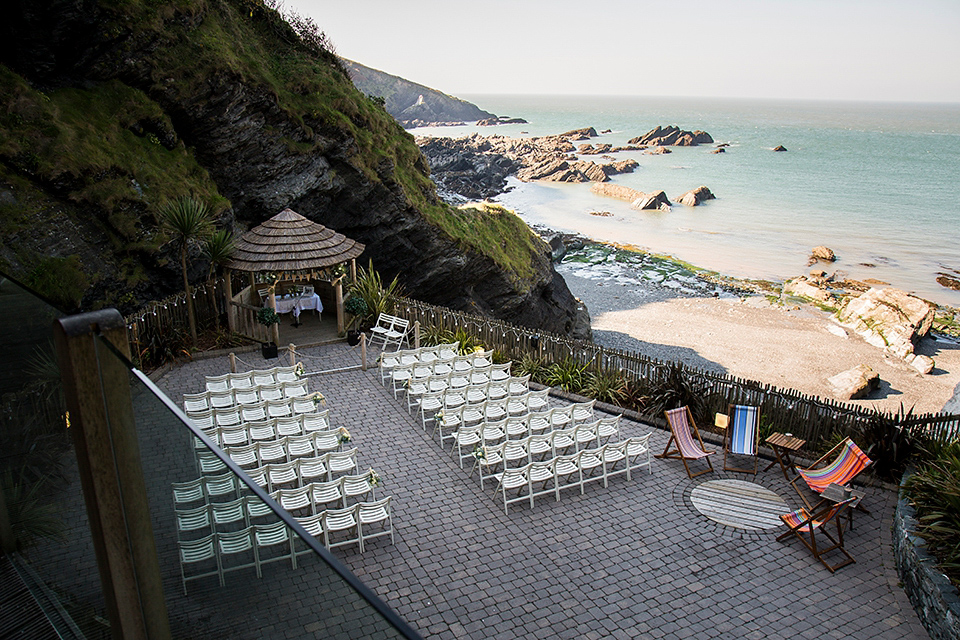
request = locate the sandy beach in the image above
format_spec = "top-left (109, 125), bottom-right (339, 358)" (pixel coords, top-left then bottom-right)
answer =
top-left (561, 271), bottom-right (960, 415)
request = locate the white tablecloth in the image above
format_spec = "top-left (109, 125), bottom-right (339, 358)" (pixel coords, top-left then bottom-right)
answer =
top-left (272, 293), bottom-right (322, 318)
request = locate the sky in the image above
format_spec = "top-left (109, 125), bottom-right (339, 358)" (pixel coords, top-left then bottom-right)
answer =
top-left (288, 0), bottom-right (960, 103)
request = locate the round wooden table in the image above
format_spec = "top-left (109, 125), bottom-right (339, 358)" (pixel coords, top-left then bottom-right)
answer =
top-left (690, 479), bottom-right (789, 531)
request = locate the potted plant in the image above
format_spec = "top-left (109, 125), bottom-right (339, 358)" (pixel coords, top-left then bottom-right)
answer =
top-left (343, 295), bottom-right (369, 346)
top-left (257, 306), bottom-right (280, 358)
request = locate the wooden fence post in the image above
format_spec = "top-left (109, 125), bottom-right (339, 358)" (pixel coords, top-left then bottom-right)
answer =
top-left (361, 333), bottom-right (367, 371)
top-left (288, 343), bottom-right (296, 368)
top-left (229, 352), bottom-right (237, 373)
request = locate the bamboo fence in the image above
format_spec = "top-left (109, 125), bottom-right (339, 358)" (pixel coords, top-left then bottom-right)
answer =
top-left (392, 296), bottom-right (960, 447)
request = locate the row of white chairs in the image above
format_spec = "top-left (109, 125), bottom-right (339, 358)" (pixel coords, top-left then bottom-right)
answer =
top-left (184, 379), bottom-right (311, 412)
top-left (194, 414), bottom-right (335, 449)
top-left (378, 342), bottom-right (460, 377)
top-left (390, 357), bottom-right (505, 397)
top-left (467, 419), bottom-right (624, 484)
top-left (410, 375), bottom-right (531, 419)
top-left (493, 436), bottom-right (653, 514)
top-left (433, 400), bottom-right (596, 448)
top-left (425, 386), bottom-right (549, 432)
top-left (178, 498), bottom-right (393, 594)
top-left (196, 449), bottom-right (358, 485)
top-left (271, 476), bottom-right (380, 517)
top-left (187, 397), bottom-right (325, 429)
top-left (223, 437), bottom-right (356, 469)
top-left (204, 365), bottom-right (301, 392)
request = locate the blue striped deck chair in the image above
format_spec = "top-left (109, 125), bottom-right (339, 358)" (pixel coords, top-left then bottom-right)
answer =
top-left (723, 404), bottom-right (759, 475)
top-left (656, 406), bottom-right (715, 479)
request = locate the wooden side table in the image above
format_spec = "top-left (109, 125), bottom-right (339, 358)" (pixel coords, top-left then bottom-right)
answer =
top-left (764, 432), bottom-right (806, 480)
top-left (817, 482), bottom-right (866, 530)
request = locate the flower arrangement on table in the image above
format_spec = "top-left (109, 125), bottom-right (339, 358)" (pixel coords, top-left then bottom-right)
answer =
top-left (309, 391), bottom-right (326, 407)
top-left (295, 362), bottom-right (305, 377)
top-left (473, 445), bottom-right (486, 461)
top-left (337, 426), bottom-right (351, 445)
top-left (367, 468), bottom-right (382, 487)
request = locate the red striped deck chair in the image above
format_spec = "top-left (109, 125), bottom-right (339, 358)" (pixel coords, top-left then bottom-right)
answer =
top-left (723, 404), bottom-right (759, 475)
top-left (790, 437), bottom-right (872, 508)
top-left (656, 406), bottom-right (715, 479)
top-left (777, 497), bottom-right (857, 572)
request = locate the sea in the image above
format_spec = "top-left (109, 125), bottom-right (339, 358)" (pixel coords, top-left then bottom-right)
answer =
top-left (409, 95), bottom-right (960, 308)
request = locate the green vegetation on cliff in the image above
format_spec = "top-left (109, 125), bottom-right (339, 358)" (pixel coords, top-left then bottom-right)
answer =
top-left (0, 0), bottom-right (543, 311)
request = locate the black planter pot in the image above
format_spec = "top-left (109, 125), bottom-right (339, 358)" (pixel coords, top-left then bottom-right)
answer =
top-left (262, 342), bottom-right (279, 359)
top-left (347, 330), bottom-right (361, 346)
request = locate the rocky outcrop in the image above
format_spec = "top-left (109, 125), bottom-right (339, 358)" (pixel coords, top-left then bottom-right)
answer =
top-left (827, 364), bottom-right (879, 400)
top-left (783, 276), bottom-right (837, 304)
top-left (419, 133), bottom-right (639, 196)
top-left (343, 59), bottom-right (497, 128)
top-left (773, 145), bottom-right (788, 152)
top-left (835, 288), bottom-right (935, 362)
top-left (559, 127), bottom-right (598, 140)
top-left (645, 146), bottom-right (672, 155)
top-left (477, 116), bottom-right (528, 126)
top-left (590, 183), bottom-right (671, 211)
top-left (677, 186), bottom-right (715, 207)
top-left (936, 271), bottom-right (960, 291)
top-left (1, 0), bottom-right (590, 339)
top-left (629, 126), bottom-right (713, 146)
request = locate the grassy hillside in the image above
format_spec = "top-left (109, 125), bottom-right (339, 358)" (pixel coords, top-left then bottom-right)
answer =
top-left (0, 0), bottom-right (542, 312)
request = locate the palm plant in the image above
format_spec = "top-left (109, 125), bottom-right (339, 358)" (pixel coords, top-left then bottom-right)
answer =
top-left (160, 196), bottom-right (214, 347)
top-left (544, 358), bottom-right (587, 393)
top-left (582, 369), bottom-right (627, 405)
top-left (348, 259), bottom-right (403, 325)
top-left (203, 229), bottom-right (236, 330)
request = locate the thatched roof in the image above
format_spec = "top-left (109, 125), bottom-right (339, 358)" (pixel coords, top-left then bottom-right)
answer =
top-left (225, 208), bottom-right (364, 272)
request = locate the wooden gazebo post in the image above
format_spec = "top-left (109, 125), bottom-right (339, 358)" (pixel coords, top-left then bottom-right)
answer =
top-left (269, 286), bottom-right (280, 346)
top-left (350, 258), bottom-right (357, 284)
top-left (335, 276), bottom-right (345, 335)
top-left (224, 267), bottom-right (235, 332)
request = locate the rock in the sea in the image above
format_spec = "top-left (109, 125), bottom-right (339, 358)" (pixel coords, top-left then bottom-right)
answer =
top-left (645, 146), bottom-right (672, 155)
top-left (600, 129), bottom-right (612, 134)
top-left (827, 364), bottom-right (879, 400)
top-left (936, 272), bottom-right (960, 291)
top-left (676, 185), bottom-right (715, 207)
top-left (629, 125), bottom-right (714, 146)
top-left (835, 287), bottom-right (935, 360)
top-left (590, 183), bottom-right (671, 211)
top-left (773, 145), bottom-right (788, 152)
top-left (712, 148), bottom-right (725, 154)
top-left (783, 276), bottom-right (836, 304)
top-left (810, 246), bottom-right (837, 263)
top-left (560, 127), bottom-right (599, 140)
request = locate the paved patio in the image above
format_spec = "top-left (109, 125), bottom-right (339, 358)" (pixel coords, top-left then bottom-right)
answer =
top-left (142, 341), bottom-right (928, 639)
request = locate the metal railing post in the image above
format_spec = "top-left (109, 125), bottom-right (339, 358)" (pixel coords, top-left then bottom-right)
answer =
top-left (53, 309), bottom-right (171, 640)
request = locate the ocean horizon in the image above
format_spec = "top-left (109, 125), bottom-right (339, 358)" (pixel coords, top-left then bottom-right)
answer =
top-left (411, 94), bottom-right (960, 308)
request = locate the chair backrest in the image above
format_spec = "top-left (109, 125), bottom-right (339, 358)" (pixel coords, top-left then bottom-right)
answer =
top-left (802, 438), bottom-right (873, 491)
top-left (728, 405), bottom-right (759, 456)
top-left (664, 407), bottom-right (708, 457)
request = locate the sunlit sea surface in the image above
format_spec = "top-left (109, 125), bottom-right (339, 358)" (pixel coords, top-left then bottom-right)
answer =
top-left (410, 95), bottom-right (960, 307)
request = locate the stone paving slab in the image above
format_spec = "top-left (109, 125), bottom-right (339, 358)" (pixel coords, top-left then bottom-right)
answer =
top-left (26, 340), bottom-right (929, 639)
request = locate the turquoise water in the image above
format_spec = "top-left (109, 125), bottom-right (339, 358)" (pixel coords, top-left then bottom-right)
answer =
top-left (411, 95), bottom-right (960, 307)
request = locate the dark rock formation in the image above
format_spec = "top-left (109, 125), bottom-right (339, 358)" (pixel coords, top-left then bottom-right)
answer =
top-left (712, 148), bottom-right (725, 154)
top-left (559, 127), bottom-right (599, 140)
top-left (590, 184), bottom-right (671, 211)
top-left (645, 146), bottom-right (672, 155)
top-left (773, 145), bottom-right (788, 152)
top-left (937, 273), bottom-right (960, 291)
top-left (629, 126), bottom-right (714, 146)
top-left (477, 116), bottom-right (529, 126)
top-left (343, 59), bottom-right (497, 128)
top-left (1, 0), bottom-right (589, 339)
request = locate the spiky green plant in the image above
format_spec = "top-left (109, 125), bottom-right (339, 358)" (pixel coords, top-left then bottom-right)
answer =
top-left (2, 472), bottom-right (64, 551)
top-left (451, 328), bottom-right (484, 355)
top-left (203, 228), bottom-right (235, 330)
top-left (644, 362), bottom-right (709, 424)
top-left (349, 259), bottom-right (403, 324)
top-left (544, 358), bottom-right (587, 393)
top-left (904, 440), bottom-right (960, 586)
top-left (516, 354), bottom-right (549, 384)
top-left (582, 370), bottom-right (627, 405)
top-left (419, 323), bottom-right (454, 347)
top-left (160, 196), bottom-right (214, 347)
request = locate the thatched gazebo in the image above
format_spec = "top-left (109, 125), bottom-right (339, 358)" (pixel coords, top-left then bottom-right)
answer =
top-left (224, 208), bottom-right (364, 345)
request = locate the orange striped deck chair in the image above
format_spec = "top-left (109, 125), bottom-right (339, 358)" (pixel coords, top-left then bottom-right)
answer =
top-left (777, 497), bottom-right (857, 572)
top-left (656, 406), bottom-right (715, 479)
top-left (790, 437), bottom-right (872, 508)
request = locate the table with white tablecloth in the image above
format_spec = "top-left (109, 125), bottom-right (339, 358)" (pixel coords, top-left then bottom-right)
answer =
top-left (272, 293), bottom-right (322, 318)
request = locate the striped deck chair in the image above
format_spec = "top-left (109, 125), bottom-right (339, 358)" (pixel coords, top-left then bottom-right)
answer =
top-left (777, 497), bottom-right (857, 572)
top-left (723, 404), bottom-right (759, 475)
top-left (655, 406), bottom-right (715, 479)
top-left (790, 437), bottom-right (872, 509)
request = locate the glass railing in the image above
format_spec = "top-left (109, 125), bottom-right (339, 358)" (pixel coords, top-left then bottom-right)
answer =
top-left (0, 271), bottom-right (419, 638)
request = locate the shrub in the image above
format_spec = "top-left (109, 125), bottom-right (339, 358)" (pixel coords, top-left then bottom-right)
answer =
top-left (544, 358), bottom-right (587, 393)
top-left (419, 323), bottom-right (453, 347)
top-left (644, 362), bottom-right (709, 424)
top-left (582, 370), bottom-right (627, 405)
top-left (349, 259), bottom-right (403, 322)
top-left (516, 354), bottom-right (548, 384)
top-left (904, 440), bottom-right (960, 587)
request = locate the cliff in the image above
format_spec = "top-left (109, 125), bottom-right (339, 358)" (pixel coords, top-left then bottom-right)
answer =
top-left (342, 59), bottom-right (496, 128)
top-left (0, 0), bottom-right (589, 338)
